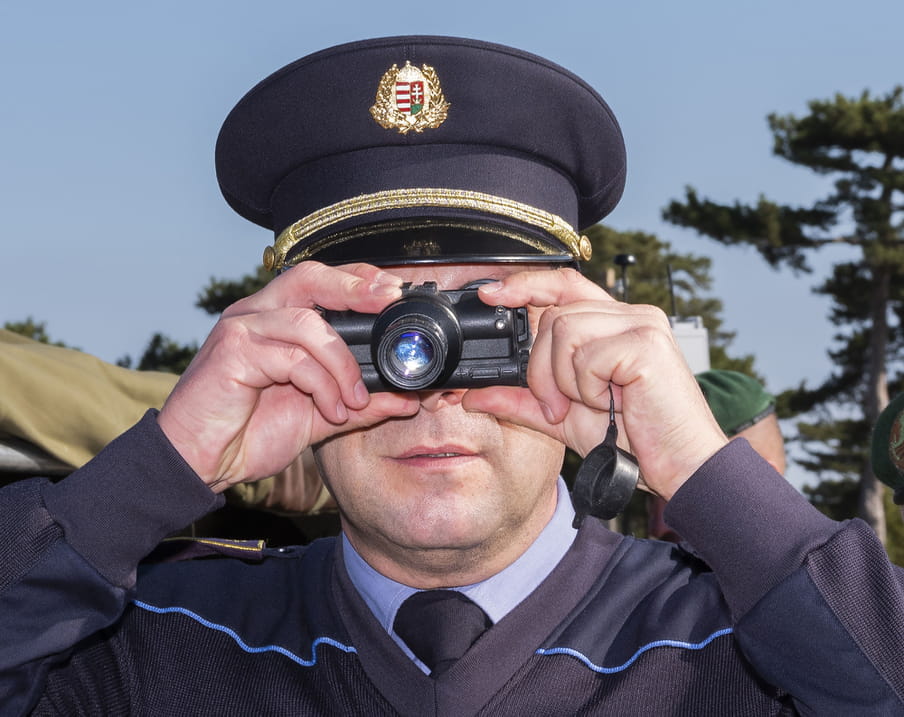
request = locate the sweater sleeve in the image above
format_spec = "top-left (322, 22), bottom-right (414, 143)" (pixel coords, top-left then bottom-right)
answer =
top-left (664, 438), bottom-right (904, 714)
top-left (0, 410), bottom-right (222, 715)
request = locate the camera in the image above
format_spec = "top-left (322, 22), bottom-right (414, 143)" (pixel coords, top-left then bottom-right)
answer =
top-left (321, 282), bottom-right (531, 392)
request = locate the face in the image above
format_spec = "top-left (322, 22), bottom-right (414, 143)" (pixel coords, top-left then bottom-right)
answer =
top-left (315, 263), bottom-right (565, 587)
top-left (736, 413), bottom-right (787, 475)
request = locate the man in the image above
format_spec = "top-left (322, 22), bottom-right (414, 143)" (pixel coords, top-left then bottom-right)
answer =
top-left (2, 36), bottom-right (902, 715)
top-left (872, 391), bottom-right (904, 509)
top-left (695, 369), bottom-right (786, 474)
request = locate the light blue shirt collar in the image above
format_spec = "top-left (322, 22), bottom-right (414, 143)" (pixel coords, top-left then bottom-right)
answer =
top-left (343, 477), bottom-right (577, 667)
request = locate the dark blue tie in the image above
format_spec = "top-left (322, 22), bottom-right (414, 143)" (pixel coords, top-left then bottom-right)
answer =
top-left (393, 590), bottom-right (492, 676)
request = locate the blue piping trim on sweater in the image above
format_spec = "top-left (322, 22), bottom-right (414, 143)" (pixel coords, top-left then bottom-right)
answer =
top-left (132, 600), bottom-right (357, 666)
top-left (536, 627), bottom-right (733, 674)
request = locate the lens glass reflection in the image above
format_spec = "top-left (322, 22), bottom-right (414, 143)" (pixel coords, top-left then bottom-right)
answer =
top-left (391, 331), bottom-right (435, 378)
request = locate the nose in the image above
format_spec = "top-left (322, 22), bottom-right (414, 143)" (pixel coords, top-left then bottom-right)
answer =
top-left (416, 388), bottom-right (466, 412)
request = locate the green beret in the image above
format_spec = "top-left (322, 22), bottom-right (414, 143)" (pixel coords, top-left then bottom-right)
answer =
top-left (871, 392), bottom-right (904, 504)
top-left (695, 370), bottom-right (775, 437)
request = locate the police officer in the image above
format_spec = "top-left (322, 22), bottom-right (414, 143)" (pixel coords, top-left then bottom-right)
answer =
top-left (2, 36), bottom-right (902, 715)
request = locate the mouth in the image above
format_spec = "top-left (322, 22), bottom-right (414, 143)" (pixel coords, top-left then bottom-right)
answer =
top-left (395, 446), bottom-right (476, 461)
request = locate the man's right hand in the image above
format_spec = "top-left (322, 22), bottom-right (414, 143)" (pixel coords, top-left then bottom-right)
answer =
top-left (157, 262), bottom-right (420, 491)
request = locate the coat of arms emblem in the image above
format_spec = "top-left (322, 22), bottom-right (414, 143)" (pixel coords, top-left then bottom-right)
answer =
top-left (370, 61), bottom-right (450, 134)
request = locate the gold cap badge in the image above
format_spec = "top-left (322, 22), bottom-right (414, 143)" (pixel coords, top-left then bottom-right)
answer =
top-left (370, 61), bottom-right (450, 134)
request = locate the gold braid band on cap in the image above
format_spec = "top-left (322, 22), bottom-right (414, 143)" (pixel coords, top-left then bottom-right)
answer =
top-left (265, 188), bottom-right (591, 270)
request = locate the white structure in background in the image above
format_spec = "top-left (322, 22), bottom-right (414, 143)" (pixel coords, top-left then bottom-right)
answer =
top-left (669, 316), bottom-right (710, 374)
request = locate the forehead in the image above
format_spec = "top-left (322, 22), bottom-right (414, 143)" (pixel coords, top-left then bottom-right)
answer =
top-left (386, 263), bottom-right (549, 290)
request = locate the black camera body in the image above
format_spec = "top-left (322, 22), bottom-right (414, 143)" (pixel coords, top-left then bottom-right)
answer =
top-left (322, 282), bottom-right (531, 392)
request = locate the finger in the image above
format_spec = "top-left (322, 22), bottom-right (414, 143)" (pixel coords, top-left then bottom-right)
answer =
top-left (520, 306), bottom-right (570, 422)
top-left (461, 386), bottom-right (562, 438)
top-left (462, 387), bottom-right (609, 458)
top-left (216, 306), bottom-right (371, 416)
top-left (529, 303), bottom-right (675, 420)
top-left (478, 266), bottom-right (611, 308)
top-left (526, 303), bottom-right (616, 420)
top-left (311, 391), bottom-right (421, 445)
top-left (223, 262), bottom-right (404, 317)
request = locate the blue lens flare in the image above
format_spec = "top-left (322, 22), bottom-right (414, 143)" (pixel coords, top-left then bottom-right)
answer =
top-left (392, 331), bottom-right (435, 376)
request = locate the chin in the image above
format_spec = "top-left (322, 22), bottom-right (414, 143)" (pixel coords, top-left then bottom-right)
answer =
top-left (394, 510), bottom-right (493, 551)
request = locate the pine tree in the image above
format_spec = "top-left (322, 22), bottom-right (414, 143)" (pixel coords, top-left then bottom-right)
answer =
top-left (663, 86), bottom-right (904, 542)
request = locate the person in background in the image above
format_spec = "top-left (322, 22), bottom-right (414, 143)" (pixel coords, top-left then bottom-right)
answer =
top-left (648, 369), bottom-right (785, 541)
top-left (0, 329), bottom-right (336, 543)
top-left (695, 369), bottom-right (786, 474)
top-left (871, 391), bottom-right (904, 511)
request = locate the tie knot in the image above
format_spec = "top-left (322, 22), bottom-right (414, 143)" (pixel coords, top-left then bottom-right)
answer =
top-left (393, 590), bottom-right (492, 677)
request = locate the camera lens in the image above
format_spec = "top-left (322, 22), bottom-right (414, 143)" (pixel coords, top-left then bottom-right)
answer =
top-left (377, 318), bottom-right (448, 389)
top-left (371, 285), bottom-right (463, 391)
top-left (388, 331), bottom-right (435, 380)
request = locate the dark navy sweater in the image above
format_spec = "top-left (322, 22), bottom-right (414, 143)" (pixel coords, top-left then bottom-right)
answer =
top-left (2, 411), bottom-right (903, 715)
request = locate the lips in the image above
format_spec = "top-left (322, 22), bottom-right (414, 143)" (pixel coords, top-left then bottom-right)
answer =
top-left (395, 445), bottom-right (475, 460)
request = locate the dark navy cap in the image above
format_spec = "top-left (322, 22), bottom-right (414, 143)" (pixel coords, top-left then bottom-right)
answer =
top-left (215, 35), bottom-right (626, 269)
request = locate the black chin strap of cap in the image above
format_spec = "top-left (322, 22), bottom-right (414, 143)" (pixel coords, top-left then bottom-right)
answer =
top-left (571, 385), bottom-right (640, 527)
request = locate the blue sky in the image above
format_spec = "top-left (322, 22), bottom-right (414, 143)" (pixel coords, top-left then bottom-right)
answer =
top-left (1, 1), bottom-right (901, 485)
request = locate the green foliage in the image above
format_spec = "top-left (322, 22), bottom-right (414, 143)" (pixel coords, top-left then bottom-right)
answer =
top-left (793, 415), bottom-right (869, 480)
top-left (662, 189), bottom-right (833, 273)
top-left (768, 87), bottom-right (904, 176)
top-left (3, 317), bottom-right (73, 349)
top-left (196, 265), bottom-right (272, 316)
top-left (662, 85), bottom-right (904, 538)
top-left (118, 333), bottom-right (198, 374)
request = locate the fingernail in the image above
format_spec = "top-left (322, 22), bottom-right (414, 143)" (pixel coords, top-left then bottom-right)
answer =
top-left (479, 281), bottom-right (503, 294)
top-left (539, 401), bottom-right (556, 423)
top-left (374, 270), bottom-right (402, 286)
top-left (354, 380), bottom-right (369, 404)
top-left (336, 400), bottom-right (349, 422)
top-left (370, 281), bottom-right (402, 297)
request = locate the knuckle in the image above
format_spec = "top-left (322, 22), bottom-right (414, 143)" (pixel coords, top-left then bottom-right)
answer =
top-left (558, 267), bottom-right (584, 284)
top-left (289, 260), bottom-right (328, 280)
top-left (549, 309), bottom-right (577, 339)
top-left (538, 305), bottom-right (564, 332)
top-left (286, 305), bottom-right (325, 332)
top-left (634, 302), bottom-right (670, 325)
top-left (631, 323), bottom-right (670, 351)
top-left (207, 315), bottom-right (248, 350)
top-left (278, 261), bottom-right (331, 294)
top-left (220, 293), bottom-right (257, 318)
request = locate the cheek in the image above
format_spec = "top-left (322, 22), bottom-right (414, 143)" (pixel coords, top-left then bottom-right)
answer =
top-left (313, 436), bottom-right (358, 501)
top-left (314, 432), bottom-right (392, 516)
top-left (503, 422), bottom-right (566, 468)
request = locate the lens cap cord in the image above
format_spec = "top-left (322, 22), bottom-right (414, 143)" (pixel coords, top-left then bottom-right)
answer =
top-left (571, 385), bottom-right (640, 527)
